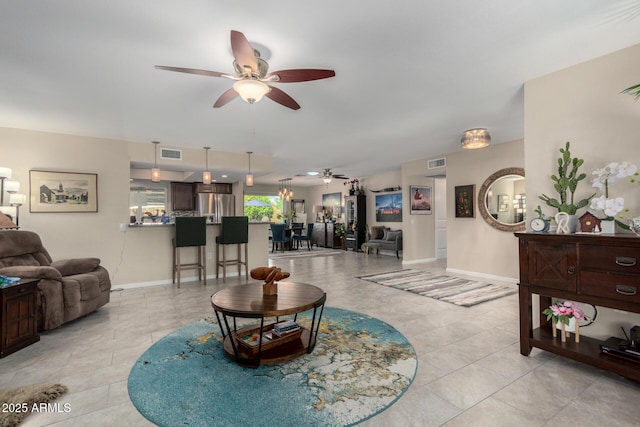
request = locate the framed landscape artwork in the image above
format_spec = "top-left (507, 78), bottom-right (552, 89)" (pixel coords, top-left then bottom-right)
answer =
top-left (30, 170), bottom-right (98, 213)
top-left (375, 192), bottom-right (402, 222)
top-left (410, 185), bottom-right (432, 215)
top-left (454, 184), bottom-right (475, 218)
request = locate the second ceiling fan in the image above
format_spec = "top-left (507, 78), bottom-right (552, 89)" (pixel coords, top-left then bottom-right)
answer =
top-left (155, 30), bottom-right (336, 110)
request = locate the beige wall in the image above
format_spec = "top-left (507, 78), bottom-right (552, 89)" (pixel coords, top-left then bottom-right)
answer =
top-left (445, 141), bottom-right (525, 281)
top-left (524, 42), bottom-right (640, 338)
top-left (0, 127), bottom-right (269, 286)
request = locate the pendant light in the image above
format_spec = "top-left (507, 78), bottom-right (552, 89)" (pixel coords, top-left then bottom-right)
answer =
top-left (203, 147), bottom-right (211, 184)
top-left (151, 141), bottom-right (160, 182)
top-left (246, 151), bottom-right (254, 187)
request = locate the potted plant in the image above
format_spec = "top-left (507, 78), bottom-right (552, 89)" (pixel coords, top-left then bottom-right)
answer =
top-left (334, 223), bottom-right (346, 248)
top-left (539, 141), bottom-right (595, 231)
top-left (542, 300), bottom-right (586, 343)
top-left (277, 210), bottom-right (297, 225)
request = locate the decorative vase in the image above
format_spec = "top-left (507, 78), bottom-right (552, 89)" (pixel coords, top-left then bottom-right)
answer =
top-left (552, 317), bottom-right (579, 343)
top-left (349, 185), bottom-right (355, 196)
top-left (600, 219), bottom-right (615, 234)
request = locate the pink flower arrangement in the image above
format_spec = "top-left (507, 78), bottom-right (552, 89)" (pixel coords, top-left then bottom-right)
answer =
top-left (344, 179), bottom-right (359, 186)
top-left (542, 301), bottom-right (585, 326)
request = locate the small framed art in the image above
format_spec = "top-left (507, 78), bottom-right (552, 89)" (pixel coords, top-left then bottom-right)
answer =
top-left (410, 186), bottom-right (432, 215)
top-left (454, 184), bottom-right (475, 218)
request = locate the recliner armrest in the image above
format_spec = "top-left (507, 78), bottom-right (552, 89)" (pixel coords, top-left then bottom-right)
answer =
top-left (51, 258), bottom-right (101, 276)
top-left (0, 265), bottom-right (62, 281)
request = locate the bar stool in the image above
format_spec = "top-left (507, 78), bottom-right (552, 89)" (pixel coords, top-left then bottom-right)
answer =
top-left (215, 216), bottom-right (249, 282)
top-left (172, 216), bottom-right (207, 288)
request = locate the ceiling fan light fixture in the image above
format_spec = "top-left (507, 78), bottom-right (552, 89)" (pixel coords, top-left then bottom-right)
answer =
top-left (323, 177), bottom-right (332, 184)
top-left (461, 128), bottom-right (491, 150)
top-left (233, 79), bottom-right (270, 104)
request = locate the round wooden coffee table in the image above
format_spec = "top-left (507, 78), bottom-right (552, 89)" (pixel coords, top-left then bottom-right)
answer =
top-left (211, 282), bottom-right (326, 367)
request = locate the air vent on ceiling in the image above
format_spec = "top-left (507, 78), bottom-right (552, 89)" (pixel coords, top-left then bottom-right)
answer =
top-left (160, 148), bottom-right (182, 160)
top-left (428, 158), bottom-right (446, 169)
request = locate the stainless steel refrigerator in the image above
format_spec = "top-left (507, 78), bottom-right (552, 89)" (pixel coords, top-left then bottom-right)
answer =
top-left (197, 193), bottom-right (235, 223)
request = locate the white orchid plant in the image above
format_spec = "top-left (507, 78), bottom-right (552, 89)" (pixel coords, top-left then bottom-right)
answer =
top-left (590, 161), bottom-right (638, 220)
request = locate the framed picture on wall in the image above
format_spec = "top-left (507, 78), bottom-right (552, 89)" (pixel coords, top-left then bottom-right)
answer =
top-left (410, 185), bottom-right (432, 215)
top-left (454, 184), bottom-right (475, 218)
top-left (30, 170), bottom-right (98, 213)
top-left (322, 192), bottom-right (341, 219)
top-left (375, 192), bottom-right (402, 222)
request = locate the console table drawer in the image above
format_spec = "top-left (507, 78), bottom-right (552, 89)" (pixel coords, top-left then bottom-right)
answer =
top-left (580, 271), bottom-right (640, 303)
top-left (580, 245), bottom-right (640, 273)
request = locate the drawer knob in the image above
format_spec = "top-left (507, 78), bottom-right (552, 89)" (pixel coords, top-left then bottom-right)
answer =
top-left (19, 288), bottom-right (25, 293)
top-left (616, 285), bottom-right (637, 296)
top-left (567, 266), bottom-right (575, 275)
top-left (615, 257), bottom-right (637, 267)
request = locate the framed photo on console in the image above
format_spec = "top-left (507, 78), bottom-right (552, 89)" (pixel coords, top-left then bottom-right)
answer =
top-left (30, 170), bottom-right (98, 213)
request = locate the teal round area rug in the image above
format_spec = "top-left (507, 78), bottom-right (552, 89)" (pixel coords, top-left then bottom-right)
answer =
top-left (128, 307), bottom-right (417, 427)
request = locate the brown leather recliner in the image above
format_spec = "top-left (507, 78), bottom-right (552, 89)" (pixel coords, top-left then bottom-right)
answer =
top-left (0, 230), bottom-right (111, 330)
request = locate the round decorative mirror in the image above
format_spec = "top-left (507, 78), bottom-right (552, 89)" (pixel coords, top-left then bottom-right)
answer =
top-left (477, 167), bottom-right (526, 232)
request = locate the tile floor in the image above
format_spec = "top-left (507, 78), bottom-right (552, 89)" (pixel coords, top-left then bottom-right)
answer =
top-left (2, 250), bottom-right (640, 426)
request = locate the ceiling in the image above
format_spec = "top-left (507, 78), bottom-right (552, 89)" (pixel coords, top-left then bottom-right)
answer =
top-left (1, 1), bottom-right (639, 186)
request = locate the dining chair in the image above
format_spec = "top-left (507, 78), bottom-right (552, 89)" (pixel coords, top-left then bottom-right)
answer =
top-left (271, 223), bottom-right (290, 252)
top-left (293, 223), bottom-right (314, 251)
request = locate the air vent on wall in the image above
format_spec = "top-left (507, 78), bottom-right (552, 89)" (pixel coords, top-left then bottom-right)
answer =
top-left (160, 148), bottom-right (182, 160)
top-left (428, 158), bottom-right (446, 169)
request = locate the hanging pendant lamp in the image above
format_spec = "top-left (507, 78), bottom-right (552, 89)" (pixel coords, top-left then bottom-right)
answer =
top-left (246, 151), bottom-right (254, 187)
top-left (151, 141), bottom-right (161, 182)
top-left (203, 147), bottom-right (211, 184)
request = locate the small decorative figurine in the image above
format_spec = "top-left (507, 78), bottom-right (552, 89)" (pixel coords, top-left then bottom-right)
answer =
top-left (250, 266), bottom-right (290, 295)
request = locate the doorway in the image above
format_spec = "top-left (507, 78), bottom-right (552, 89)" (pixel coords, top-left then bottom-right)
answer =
top-left (434, 178), bottom-right (447, 259)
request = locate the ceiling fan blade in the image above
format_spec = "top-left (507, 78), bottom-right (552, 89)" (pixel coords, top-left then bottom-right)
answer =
top-left (266, 69), bottom-right (336, 83)
top-left (213, 88), bottom-right (239, 108)
top-left (230, 30), bottom-right (258, 74)
top-left (265, 86), bottom-right (301, 110)
top-left (155, 65), bottom-right (229, 78)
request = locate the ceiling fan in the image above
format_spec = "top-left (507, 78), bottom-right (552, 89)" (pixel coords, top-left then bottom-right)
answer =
top-left (155, 30), bottom-right (336, 110)
top-left (320, 168), bottom-right (348, 183)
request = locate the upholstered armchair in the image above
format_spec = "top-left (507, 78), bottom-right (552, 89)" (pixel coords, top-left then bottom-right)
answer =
top-left (0, 230), bottom-right (111, 330)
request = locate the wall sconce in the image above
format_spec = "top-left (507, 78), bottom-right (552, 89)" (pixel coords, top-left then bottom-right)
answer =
top-left (203, 147), bottom-right (211, 184)
top-left (461, 128), bottom-right (491, 149)
top-left (246, 151), bottom-right (254, 187)
top-left (151, 141), bottom-right (161, 182)
top-left (10, 193), bottom-right (26, 227)
top-left (0, 167), bottom-right (11, 205)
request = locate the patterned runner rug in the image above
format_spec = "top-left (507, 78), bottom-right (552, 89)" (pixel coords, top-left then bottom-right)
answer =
top-left (358, 269), bottom-right (517, 307)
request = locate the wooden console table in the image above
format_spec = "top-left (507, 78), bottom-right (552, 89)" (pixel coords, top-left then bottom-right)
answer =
top-left (211, 282), bottom-right (326, 367)
top-left (516, 232), bottom-right (640, 381)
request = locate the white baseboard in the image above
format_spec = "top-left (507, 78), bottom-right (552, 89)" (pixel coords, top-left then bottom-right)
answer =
top-left (445, 267), bottom-right (518, 285)
top-left (115, 272), bottom-right (239, 290)
top-left (402, 257), bottom-right (437, 265)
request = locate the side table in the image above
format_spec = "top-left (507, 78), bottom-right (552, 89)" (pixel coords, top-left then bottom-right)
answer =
top-left (1, 279), bottom-right (40, 358)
